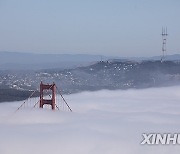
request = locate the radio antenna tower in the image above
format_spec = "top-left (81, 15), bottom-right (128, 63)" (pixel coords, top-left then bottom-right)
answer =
top-left (161, 27), bottom-right (168, 62)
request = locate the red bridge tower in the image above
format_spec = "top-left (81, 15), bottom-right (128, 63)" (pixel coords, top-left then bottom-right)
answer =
top-left (40, 82), bottom-right (56, 110)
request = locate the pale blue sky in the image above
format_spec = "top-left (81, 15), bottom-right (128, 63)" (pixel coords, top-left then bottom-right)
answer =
top-left (0, 0), bottom-right (180, 57)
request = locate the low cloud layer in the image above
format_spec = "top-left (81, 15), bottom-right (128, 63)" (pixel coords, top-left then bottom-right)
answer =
top-left (1, 86), bottom-right (180, 154)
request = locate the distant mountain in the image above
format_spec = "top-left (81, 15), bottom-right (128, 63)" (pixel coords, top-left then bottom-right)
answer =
top-left (122, 54), bottom-right (180, 61)
top-left (1, 51), bottom-right (180, 70)
top-left (150, 54), bottom-right (180, 61)
top-left (0, 51), bottom-right (111, 70)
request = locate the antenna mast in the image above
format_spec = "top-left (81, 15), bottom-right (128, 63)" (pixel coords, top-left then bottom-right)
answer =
top-left (161, 27), bottom-right (168, 62)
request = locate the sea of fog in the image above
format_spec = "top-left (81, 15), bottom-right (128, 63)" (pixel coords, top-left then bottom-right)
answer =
top-left (1, 86), bottom-right (180, 154)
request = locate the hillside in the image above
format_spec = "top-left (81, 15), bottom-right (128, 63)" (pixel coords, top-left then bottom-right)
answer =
top-left (1, 60), bottom-right (180, 102)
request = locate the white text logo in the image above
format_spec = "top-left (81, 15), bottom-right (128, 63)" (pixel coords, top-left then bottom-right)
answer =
top-left (141, 133), bottom-right (180, 145)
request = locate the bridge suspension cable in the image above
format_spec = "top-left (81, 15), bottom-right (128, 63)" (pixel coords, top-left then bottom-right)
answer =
top-left (14, 82), bottom-right (72, 113)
